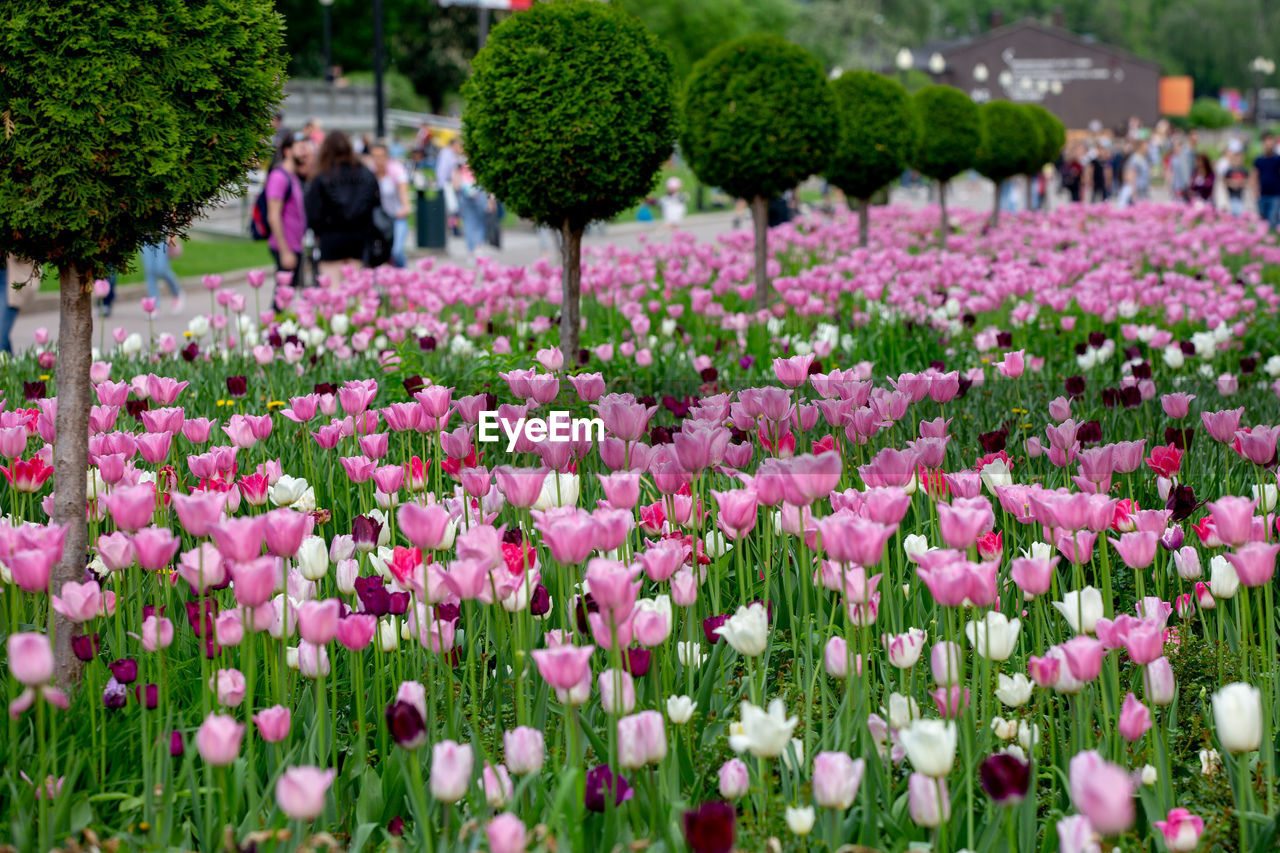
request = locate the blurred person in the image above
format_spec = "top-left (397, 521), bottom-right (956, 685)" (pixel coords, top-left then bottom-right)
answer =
top-left (1189, 153), bottom-right (1215, 204)
top-left (1, 256), bottom-right (37, 356)
top-left (1128, 139), bottom-right (1152, 202)
top-left (268, 112), bottom-right (290, 168)
top-left (436, 136), bottom-right (463, 225)
top-left (658, 177), bottom-right (688, 226)
top-left (453, 160), bottom-right (489, 257)
top-left (1225, 150), bottom-right (1249, 216)
top-left (304, 130), bottom-right (380, 280)
top-left (303, 119), bottom-right (325, 147)
top-left (265, 135), bottom-right (313, 281)
top-left (1168, 135), bottom-right (1192, 202)
top-left (140, 236), bottom-right (184, 313)
top-left (370, 141), bottom-right (411, 268)
top-left (1060, 143), bottom-right (1085, 203)
top-left (1252, 132), bottom-right (1280, 228)
top-left (1088, 136), bottom-right (1112, 202)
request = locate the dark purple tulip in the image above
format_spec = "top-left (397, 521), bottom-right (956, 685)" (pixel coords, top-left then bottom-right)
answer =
top-left (419, 335), bottom-right (437, 352)
top-left (1132, 361), bottom-right (1152, 379)
top-left (1077, 420), bottom-right (1102, 445)
top-left (1165, 426), bottom-right (1194, 450)
top-left (979, 429), bottom-right (1007, 453)
top-left (738, 355), bottom-right (755, 370)
top-left (584, 765), bottom-right (631, 812)
top-left (23, 381), bottom-right (47, 401)
top-left (102, 677), bottom-right (128, 710)
top-left (574, 593), bottom-right (598, 634)
top-left (184, 599), bottom-right (218, 637)
top-left (387, 816), bottom-right (405, 837)
top-left (352, 515), bottom-right (382, 550)
top-left (1240, 356), bottom-right (1257, 375)
top-left (169, 730), bottom-right (185, 757)
top-left (1087, 331), bottom-right (1107, 348)
top-left (385, 700), bottom-right (427, 750)
top-left (1065, 376), bottom-right (1086, 398)
top-left (700, 367), bottom-right (718, 382)
top-left (1167, 484), bottom-right (1200, 522)
top-left (181, 343), bottom-right (199, 362)
top-left (126, 399), bottom-right (150, 421)
top-left (225, 375), bottom-right (248, 397)
top-left (529, 584), bottom-right (551, 617)
top-left (624, 648), bottom-right (651, 677)
top-left (1160, 525), bottom-right (1184, 551)
top-left (72, 633), bottom-right (100, 662)
top-left (1120, 386), bottom-right (1141, 408)
top-left (134, 684), bottom-right (159, 709)
top-left (434, 601), bottom-right (461, 624)
top-left (1100, 388), bottom-right (1119, 409)
top-left (142, 604), bottom-right (166, 620)
top-left (402, 375), bottom-right (425, 395)
top-left (996, 331), bottom-right (1013, 349)
top-left (314, 382), bottom-right (336, 396)
top-left (702, 613), bottom-right (729, 644)
top-left (355, 576), bottom-right (391, 616)
top-left (683, 801), bottom-right (736, 853)
top-left (980, 753), bottom-right (1031, 804)
top-left (109, 658), bottom-right (138, 684)
top-left (388, 592), bottom-right (410, 616)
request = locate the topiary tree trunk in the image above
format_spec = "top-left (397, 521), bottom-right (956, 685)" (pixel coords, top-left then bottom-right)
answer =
top-left (51, 266), bottom-right (93, 683)
top-left (938, 181), bottom-right (949, 249)
top-left (991, 180), bottom-right (1002, 229)
top-left (751, 195), bottom-right (769, 309)
top-left (559, 220), bottom-right (583, 360)
top-left (856, 197), bottom-right (870, 247)
top-left (1024, 175), bottom-right (1034, 214)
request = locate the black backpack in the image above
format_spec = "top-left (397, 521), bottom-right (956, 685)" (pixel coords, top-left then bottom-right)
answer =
top-left (249, 170), bottom-right (292, 240)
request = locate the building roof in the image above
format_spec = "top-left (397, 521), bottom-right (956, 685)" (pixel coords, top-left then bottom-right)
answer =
top-left (938, 18), bottom-right (1160, 71)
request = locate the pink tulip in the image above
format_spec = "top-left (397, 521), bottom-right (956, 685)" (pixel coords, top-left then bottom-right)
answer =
top-left (1202, 407), bottom-right (1244, 443)
top-left (617, 709), bottom-right (666, 768)
top-left (253, 705), bottom-right (292, 742)
top-left (530, 644), bottom-right (594, 690)
top-left (504, 726), bottom-right (545, 775)
top-left (996, 350), bottom-right (1025, 378)
top-left (296, 599), bottom-right (341, 645)
top-left (1160, 393), bottom-right (1195, 419)
top-left (486, 813), bottom-right (528, 853)
top-left (1118, 692), bottom-right (1152, 742)
top-left (1059, 635), bottom-right (1105, 682)
top-left (397, 501), bottom-right (455, 550)
top-left (937, 497), bottom-right (995, 549)
top-left (104, 483), bottom-right (156, 531)
top-left (230, 556), bottom-right (281, 608)
top-left (430, 740), bottom-right (474, 803)
top-left (131, 526), bottom-right (181, 572)
top-left (138, 615), bottom-right (175, 651)
top-left (1010, 556), bottom-right (1056, 598)
top-left (7, 633), bottom-right (54, 686)
top-left (195, 713), bottom-right (245, 765)
top-left (598, 668), bottom-right (635, 714)
top-left (1226, 541), bottom-right (1279, 586)
top-left (210, 516), bottom-right (265, 563)
top-left (1108, 531), bottom-right (1158, 570)
top-left (263, 507), bottom-right (312, 558)
top-left (51, 581), bottom-right (102, 623)
top-left (275, 765), bottom-right (335, 821)
top-left (1068, 750), bottom-right (1135, 836)
top-left (907, 773), bottom-right (950, 828)
top-left (1206, 496), bottom-right (1257, 547)
top-left (209, 668), bottom-right (247, 707)
top-left (1153, 808), bottom-right (1205, 852)
top-left (177, 543), bottom-right (226, 592)
top-left (170, 490), bottom-right (226, 538)
top-left (335, 614), bottom-right (376, 650)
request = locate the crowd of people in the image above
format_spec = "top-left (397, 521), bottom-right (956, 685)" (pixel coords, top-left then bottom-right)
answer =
top-left (1053, 118), bottom-right (1270, 223)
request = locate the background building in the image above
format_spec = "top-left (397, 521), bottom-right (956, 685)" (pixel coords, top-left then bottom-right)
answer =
top-left (901, 19), bottom-right (1160, 131)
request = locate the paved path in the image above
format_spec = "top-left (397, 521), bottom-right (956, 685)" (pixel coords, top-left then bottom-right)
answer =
top-left (4, 178), bottom-right (1014, 350)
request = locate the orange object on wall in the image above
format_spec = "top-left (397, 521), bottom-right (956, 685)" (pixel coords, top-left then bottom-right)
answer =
top-left (1160, 77), bottom-right (1193, 116)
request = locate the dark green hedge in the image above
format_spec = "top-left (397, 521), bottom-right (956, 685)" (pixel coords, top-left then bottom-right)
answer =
top-left (976, 100), bottom-right (1045, 183)
top-left (0, 0), bottom-right (286, 272)
top-left (826, 71), bottom-right (919, 201)
top-left (680, 34), bottom-right (837, 202)
top-left (462, 0), bottom-right (676, 232)
top-left (910, 85), bottom-right (981, 183)
top-left (1024, 104), bottom-right (1067, 172)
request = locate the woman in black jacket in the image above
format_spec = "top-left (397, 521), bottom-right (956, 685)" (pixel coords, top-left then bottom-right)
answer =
top-left (304, 130), bottom-right (380, 281)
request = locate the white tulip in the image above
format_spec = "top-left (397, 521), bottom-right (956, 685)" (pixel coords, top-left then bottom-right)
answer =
top-left (1140, 764), bottom-right (1158, 786)
top-left (899, 719), bottom-right (957, 777)
top-left (1199, 748), bottom-right (1221, 776)
top-left (666, 695), bottom-right (696, 725)
top-left (785, 805), bottom-right (816, 836)
top-left (378, 617), bottom-right (400, 652)
top-left (728, 699), bottom-right (799, 758)
top-left (1251, 483), bottom-right (1278, 514)
top-left (1052, 586), bottom-right (1104, 634)
top-left (964, 610), bottom-right (1021, 661)
top-left (903, 533), bottom-right (932, 561)
top-left (1162, 346), bottom-right (1185, 369)
top-left (995, 673), bottom-right (1032, 708)
top-left (187, 315), bottom-right (210, 338)
top-left (295, 535), bottom-right (328, 581)
top-left (532, 471), bottom-right (579, 511)
top-left (714, 602), bottom-right (769, 657)
top-left (1212, 682), bottom-right (1262, 754)
top-left (1209, 555), bottom-right (1239, 600)
top-left (676, 641), bottom-right (706, 668)
top-left (885, 692), bottom-right (921, 731)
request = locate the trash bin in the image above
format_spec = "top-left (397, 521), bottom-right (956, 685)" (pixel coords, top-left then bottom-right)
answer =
top-left (416, 189), bottom-right (447, 251)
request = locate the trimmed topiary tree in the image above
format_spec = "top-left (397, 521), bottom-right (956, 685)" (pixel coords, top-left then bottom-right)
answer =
top-left (463, 0), bottom-right (676, 359)
top-left (975, 100), bottom-right (1044, 227)
top-left (681, 34), bottom-right (836, 307)
top-left (826, 71), bottom-right (919, 247)
top-left (1023, 104), bottom-right (1066, 212)
top-left (0, 0), bottom-right (286, 681)
top-left (910, 85), bottom-right (980, 247)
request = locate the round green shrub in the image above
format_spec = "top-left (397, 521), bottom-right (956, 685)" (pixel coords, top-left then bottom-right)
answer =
top-left (910, 85), bottom-right (981, 184)
top-left (976, 100), bottom-right (1045, 183)
top-left (1024, 103), bottom-right (1066, 173)
top-left (0, 0), bottom-right (287, 272)
top-left (826, 71), bottom-right (919, 201)
top-left (680, 34), bottom-right (837, 203)
top-left (1188, 97), bottom-right (1235, 130)
top-left (462, 1), bottom-right (676, 232)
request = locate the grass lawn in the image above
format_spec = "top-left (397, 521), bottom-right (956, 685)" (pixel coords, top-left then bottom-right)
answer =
top-left (39, 235), bottom-right (270, 291)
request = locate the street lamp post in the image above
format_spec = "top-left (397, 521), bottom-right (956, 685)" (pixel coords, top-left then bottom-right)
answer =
top-left (895, 47), bottom-right (913, 88)
top-left (320, 0), bottom-right (334, 85)
top-left (928, 52), bottom-right (946, 82)
top-left (1251, 56), bottom-right (1275, 126)
top-left (373, 0), bottom-right (386, 138)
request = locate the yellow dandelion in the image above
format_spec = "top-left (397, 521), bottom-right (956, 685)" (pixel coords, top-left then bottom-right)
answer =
top-left (267, 400), bottom-right (285, 409)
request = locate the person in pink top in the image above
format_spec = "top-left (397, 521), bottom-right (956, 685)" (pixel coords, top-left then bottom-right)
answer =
top-left (266, 135), bottom-right (314, 282)
top-left (370, 142), bottom-right (411, 268)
